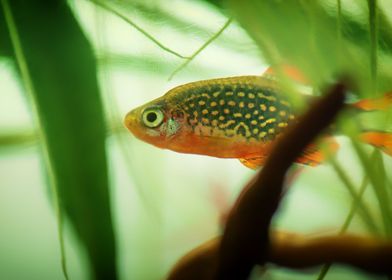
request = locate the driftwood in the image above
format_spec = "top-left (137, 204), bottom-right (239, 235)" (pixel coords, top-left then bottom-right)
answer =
top-left (166, 83), bottom-right (392, 279)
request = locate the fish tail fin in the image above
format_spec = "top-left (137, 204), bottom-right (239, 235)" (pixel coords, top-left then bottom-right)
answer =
top-left (351, 92), bottom-right (392, 111)
top-left (360, 131), bottom-right (392, 156)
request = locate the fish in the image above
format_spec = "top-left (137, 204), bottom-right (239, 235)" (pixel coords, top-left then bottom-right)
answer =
top-left (124, 70), bottom-right (392, 169)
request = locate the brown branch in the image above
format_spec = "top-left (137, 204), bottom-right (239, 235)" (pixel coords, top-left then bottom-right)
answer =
top-left (167, 231), bottom-right (392, 279)
top-left (166, 82), bottom-right (392, 279)
top-left (214, 83), bottom-right (346, 279)
top-left (269, 231), bottom-right (392, 273)
top-left (167, 237), bottom-right (219, 280)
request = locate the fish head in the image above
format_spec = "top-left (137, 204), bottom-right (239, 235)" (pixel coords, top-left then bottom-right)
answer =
top-left (124, 98), bottom-right (189, 150)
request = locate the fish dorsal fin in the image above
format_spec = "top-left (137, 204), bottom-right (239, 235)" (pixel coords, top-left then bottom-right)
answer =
top-left (239, 156), bottom-right (266, 169)
top-left (262, 65), bottom-right (309, 85)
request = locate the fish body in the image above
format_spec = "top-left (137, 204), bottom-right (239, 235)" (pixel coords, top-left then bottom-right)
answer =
top-left (124, 75), bottom-right (392, 168)
top-left (125, 75), bottom-right (319, 167)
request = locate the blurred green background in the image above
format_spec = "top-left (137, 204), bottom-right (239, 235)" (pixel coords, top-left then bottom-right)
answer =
top-left (0, 0), bottom-right (391, 279)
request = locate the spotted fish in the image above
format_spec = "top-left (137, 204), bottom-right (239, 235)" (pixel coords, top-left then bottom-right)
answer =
top-left (124, 74), bottom-right (392, 168)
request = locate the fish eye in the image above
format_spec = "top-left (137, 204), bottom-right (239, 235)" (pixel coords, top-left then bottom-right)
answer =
top-left (141, 107), bottom-right (164, 128)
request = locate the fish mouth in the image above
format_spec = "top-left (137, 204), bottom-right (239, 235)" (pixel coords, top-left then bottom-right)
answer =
top-left (124, 108), bottom-right (158, 141)
top-left (124, 110), bottom-right (138, 133)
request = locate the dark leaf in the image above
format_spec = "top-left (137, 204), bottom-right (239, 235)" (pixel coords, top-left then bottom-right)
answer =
top-left (1, 1), bottom-right (117, 279)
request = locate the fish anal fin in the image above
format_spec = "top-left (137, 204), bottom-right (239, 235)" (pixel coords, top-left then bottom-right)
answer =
top-left (296, 137), bottom-right (339, 166)
top-left (296, 148), bottom-right (324, 166)
top-left (239, 156), bottom-right (266, 169)
top-left (240, 137), bottom-right (339, 168)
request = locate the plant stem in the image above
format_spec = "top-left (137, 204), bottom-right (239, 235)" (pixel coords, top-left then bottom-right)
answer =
top-left (340, 176), bottom-right (370, 233)
top-left (336, 0), bottom-right (342, 61)
top-left (168, 18), bottom-right (232, 80)
top-left (329, 156), bottom-right (378, 233)
top-left (92, 0), bottom-right (189, 59)
top-left (316, 174), bottom-right (370, 280)
top-left (351, 140), bottom-right (392, 236)
top-left (367, 0), bottom-right (378, 96)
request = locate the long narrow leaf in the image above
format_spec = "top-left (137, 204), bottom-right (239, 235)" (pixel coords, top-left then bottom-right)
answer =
top-left (1, 1), bottom-right (117, 279)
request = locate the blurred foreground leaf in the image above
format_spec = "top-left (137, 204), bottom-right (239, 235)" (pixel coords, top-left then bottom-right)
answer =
top-left (1, 1), bottom-right (117, 279)
top-left (213, 0), bottom-right (392, 95)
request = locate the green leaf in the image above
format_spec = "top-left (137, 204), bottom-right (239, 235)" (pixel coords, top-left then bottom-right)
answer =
top-left (225, 0), bottom-right (392, 94)
top-left (0, 5), bottom-right (12, 56)
top-left (1, 1), bottom-right (117, 279)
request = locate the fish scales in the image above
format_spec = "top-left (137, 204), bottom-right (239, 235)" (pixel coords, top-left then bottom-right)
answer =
top-left (176, 77), bottom-right (295, 142)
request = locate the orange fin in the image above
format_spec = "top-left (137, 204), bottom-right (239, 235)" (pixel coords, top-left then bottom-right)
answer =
top-left (262, 65), bottom-right (309, 85)
top-left (296, 146), bottom-right (324, 166)
top-left (240, 138), bottom-right (339, 168)
top-left (360, 131), bottom-right (392, 156)
top-left (296, 137), bottom-right (339, 166)
top-left (239, 156), bottom-right (266, 169)
top-left (352, 92), bottom-right (392, 111)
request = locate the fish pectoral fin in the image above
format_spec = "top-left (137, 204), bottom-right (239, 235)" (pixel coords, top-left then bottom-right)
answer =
top-left (239, 156), bottom-right (266, 169)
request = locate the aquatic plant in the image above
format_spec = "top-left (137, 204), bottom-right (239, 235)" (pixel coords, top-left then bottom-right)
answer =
top-left (0, 0), bottom-right (391, 279)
